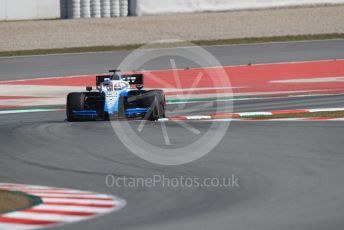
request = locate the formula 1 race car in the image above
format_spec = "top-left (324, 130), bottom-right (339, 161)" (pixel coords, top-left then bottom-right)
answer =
top-left (66, 70), bottom-right (166, 121)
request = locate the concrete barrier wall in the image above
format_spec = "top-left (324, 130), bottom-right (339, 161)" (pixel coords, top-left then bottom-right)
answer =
top-left (0, 0), bottom-right (60, 21)
top-left (129, 0), bottom-right (344, 16)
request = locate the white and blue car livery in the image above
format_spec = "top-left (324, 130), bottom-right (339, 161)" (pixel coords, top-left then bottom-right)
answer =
top-left (66, 70), bottom-right (166, 121)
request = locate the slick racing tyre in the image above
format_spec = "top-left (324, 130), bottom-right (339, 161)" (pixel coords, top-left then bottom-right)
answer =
top-left (120, 90), bottom-right (166, 121)
top-left (66, 92), bottom-right (85, 122)
top-left (144, 90), bottom-right (166, 121)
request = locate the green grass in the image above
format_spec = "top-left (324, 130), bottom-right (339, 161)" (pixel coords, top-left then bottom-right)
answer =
top-left (0, 105), bottom-right (65, 111)
top-left (1, 33), bottom-right (343, 57)
top-left (0, 189), bottom-right (42, 214)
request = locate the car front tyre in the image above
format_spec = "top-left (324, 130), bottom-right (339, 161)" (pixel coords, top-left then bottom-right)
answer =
top-left (66, 92), bottom-right (84, 122)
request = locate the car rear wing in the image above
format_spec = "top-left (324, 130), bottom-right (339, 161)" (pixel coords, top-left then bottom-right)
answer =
top-left (96, 73), bottom-right (144, 89)
top-left (122, 74), bottom-right (144, 86)
top-left (96, 75), bottom-right (112, 88)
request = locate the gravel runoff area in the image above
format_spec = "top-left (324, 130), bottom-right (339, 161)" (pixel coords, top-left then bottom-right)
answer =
top-left (0, 5), bottom-right (344, 52)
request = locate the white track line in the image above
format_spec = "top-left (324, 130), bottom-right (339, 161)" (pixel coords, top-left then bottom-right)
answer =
top-left (308, 108), bottom-right (344, 112)
top-left (3, 212), bottom-right (84, 223)
top-left (41, 198), bottom-right (116, 205)
top-left (159, 107), bottom-right (344, 122)
top-left (0, 109), bottom-right (62, 115)
top-left (0, 223), bottom-right (42, 230)
top-left (32, 205), bottom-right (116, 213)
top-left (28, 193), bottom-right (113, 199)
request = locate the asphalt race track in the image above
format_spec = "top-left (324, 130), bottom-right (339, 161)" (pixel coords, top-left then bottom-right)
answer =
top-left (0, 39), bottom-right (344, 80)
top-left (1, 40), bottom-right (344, 230)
